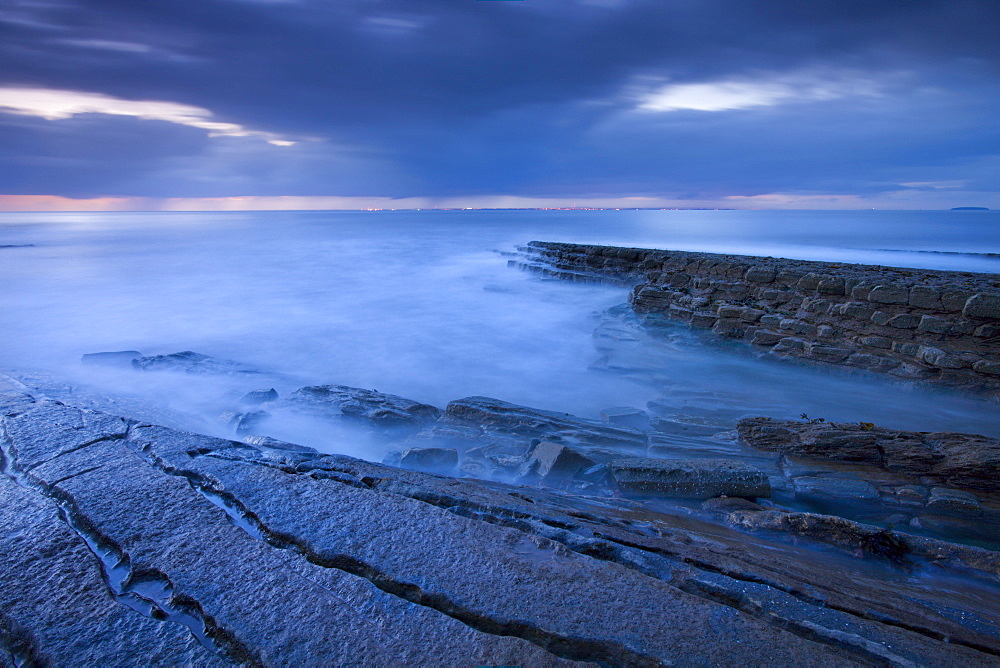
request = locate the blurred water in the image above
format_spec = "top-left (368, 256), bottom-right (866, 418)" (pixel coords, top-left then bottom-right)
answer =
top-left (1, 209), bottom-right (998, 452)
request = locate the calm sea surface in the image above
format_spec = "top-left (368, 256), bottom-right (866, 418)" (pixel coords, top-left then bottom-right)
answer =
top-left (1, 209), bottom-right (998, 454)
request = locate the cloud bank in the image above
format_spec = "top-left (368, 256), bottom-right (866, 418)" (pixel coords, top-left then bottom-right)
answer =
top-left (0, 0), bottom-right (996, 208)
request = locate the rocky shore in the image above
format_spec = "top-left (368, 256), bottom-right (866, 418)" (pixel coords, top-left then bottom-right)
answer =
top-left (4, 355), bottom-right (1000, 665)
top-left (514, 241), bottom-right (1000, 398)
top-left (4, 246), bottom-right (1000, 665)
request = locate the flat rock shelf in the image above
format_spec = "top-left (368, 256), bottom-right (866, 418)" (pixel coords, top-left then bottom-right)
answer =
top-left (3, 373), bottom-right (1000, 666)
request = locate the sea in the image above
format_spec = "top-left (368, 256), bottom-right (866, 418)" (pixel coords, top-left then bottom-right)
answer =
top-left (1, 208), bottom-right (998, 460)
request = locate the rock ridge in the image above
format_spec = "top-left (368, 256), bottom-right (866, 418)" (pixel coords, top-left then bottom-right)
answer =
top-left (514, 241), bottom-right (1000, 398)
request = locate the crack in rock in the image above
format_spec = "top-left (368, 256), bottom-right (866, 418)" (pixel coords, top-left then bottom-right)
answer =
top-left (131, 444), bottom-right (667, 667)
top-left (0, 423), bottom-right (255, 666)
top-left (307, 460), bottom-right (1000, 662)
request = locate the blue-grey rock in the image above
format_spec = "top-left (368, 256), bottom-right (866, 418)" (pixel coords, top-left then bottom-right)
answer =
top-left (599, 406), bottom-right (650, 430)
top-left (284, 384), bottom-right (442, 430)
top-left (239, 388), bottom-right (278, 406)
top-left (2, 383), bottom-right (999, 665)
top-left (610, 458), bottom-right (771, 499)
top-left (81, 350), bottom-right (143, 367)
top-left (400, 447), bottom-right (458, 473)
top-left (132, 351), bottom-right (259, 375)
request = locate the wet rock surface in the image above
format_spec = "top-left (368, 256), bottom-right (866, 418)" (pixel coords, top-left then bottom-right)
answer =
top-left (737, 417), bottom-right (1000, 493)
top-left (282, 384), bottom-right (443, 430)
top-left (131, 351), bottom-right (261, 376)
top-left (516, 241), bottom-right (1000, 398)
top-left (81, 350), bottom-right (143, 368)
top-left (4, 377), bottom-right (1000, 665)
top-left (611, 458), bottom-right (771, 500)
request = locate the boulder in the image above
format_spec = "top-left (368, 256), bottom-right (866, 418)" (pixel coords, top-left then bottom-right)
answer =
top-left (925, 488), bottom-right (982, 517)
top-left (284, 385), bottom-right (442, 430)
top-left (518, 441), bottom-right (595, 486)
top-left (132, 351), bottom-right (259, 375)
top-left (737, 418), bottom-right (1000, 494)
top-left (399, 447), bottom-right (458, 473)
top-left (81, 350), bottom-right (143, 368)
top-left (239, 388), bottom-right (279, 406)
top-left (444, 396), bottom-right (646, 451)
top-left (610, 458), bottom-right (771, 499)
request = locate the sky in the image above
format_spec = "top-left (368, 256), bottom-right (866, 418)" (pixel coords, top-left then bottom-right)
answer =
top-left (0, 0), bottom-right (997, 211)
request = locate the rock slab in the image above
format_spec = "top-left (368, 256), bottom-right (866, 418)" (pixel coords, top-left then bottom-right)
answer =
top-left (611, 457), bottom-right (772, 499)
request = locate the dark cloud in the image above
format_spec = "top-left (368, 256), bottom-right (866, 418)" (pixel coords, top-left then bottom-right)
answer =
top-left (0, 0), bottom-right (997, 202)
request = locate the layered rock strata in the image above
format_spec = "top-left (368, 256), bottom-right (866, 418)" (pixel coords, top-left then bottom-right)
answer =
top-left (737, 417), bottom-right (1000, 493)
top-left (3, 380), bottom-right (1000, 665)
top-left (514, 241), bottom-right (1000, 397)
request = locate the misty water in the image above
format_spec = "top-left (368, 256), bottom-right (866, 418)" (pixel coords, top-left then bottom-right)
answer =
top-left (1, 209), bottom-right (998, 463)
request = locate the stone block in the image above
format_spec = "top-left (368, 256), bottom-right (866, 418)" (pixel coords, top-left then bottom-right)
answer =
top-left (891, 341), bottom-right (921, 356)
top-left (843, 302), bottom-right (875, 319)
top-left (797, 273), bottom-right (822, 291)
top-left (974, 324), bottom-right (1000, 337)
top-left (893, 485), bottom-right (929, 507)
top-left (235, 410), bottom-right (270, 437)
top-left (846, 353), bottom-right (899, 371)
top-left (523, 441), bottom-right (596, 485)
top-left (666, 272), bottom-right (690, 288)
top-left (807, 345), bottom-right (852, 363)
top-left (963, 294), bottom-right (1000, 319)
top-left (817, 277), bottom-right (846, 295)
top-left (692, 277), bottom-right (714, 289)
top-left (739, 307), bottom-right (765, 322)
top-left (972, 360), bottom-right (1000, 375)
top-left (759, 289), bottom-right (791, 302)
top-left (400, 447), bottom-right (459, 473)
top-left (917, 315), bottom-right (951, 335)
top-left (851, 283), bottom-right (874, 300)
top-left (759, 314), bottom-right (783, 326)
top-left (610, 458), bottom-right (771, 499)
top-left (870, 311), bottom-right (892, 326)
top-left (667, 306), bottom-right (693, 321)
top-left (776, 270), bottom-right (804, 286)
top-left (950, 320), bottom-right (977, 335)
top-left (868, 285), bottom-right (909, 304)
top-left (888, 313), bottom-right (920, 329)
top-left (713, 319), bottom-right (748, 339)
top-left (773, 337), bottom-right (806, 353)
top-left (908, 286), bottom-right (943, 310)
top-left (240, 388), bottom-right (279, 406)
top-left (744, 266), bottom-right (776, 283)
top-left (941, 290), bottom-right (973, 312)
top-left (750, 330), bottom-right (784, 346)
top-left (779, 319), bottom-right (817, 336)
top-left (860, 336), bottom-right (892, 349)
top-left (690, 312), bottom-right (718, 328)
top-left (920, 347), bottom-right (970, 369)
top-left (717, 305), bottom-right (743, 319)
top-left (926, 488), bottom-right (982, 517)
top-left (801, 298), bottom-right (830, 314)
